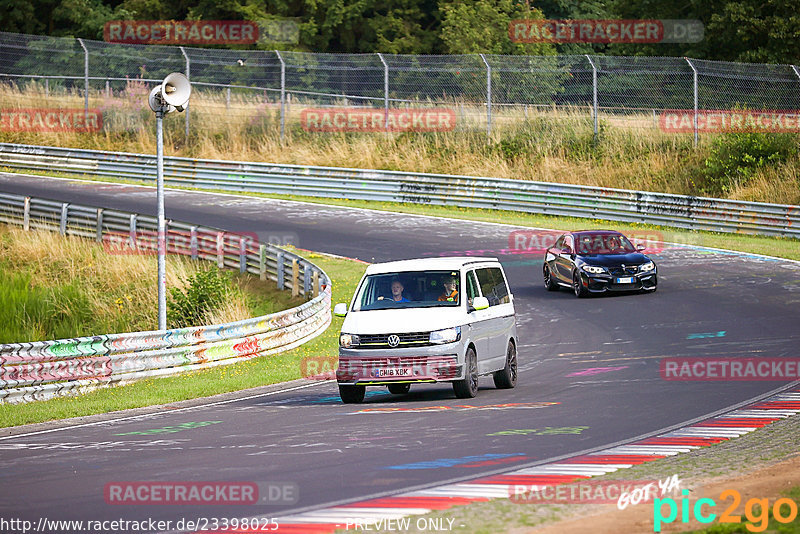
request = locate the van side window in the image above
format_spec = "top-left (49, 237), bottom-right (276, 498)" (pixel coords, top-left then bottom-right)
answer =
top-left (474, 268), bottom-right (500, 306)
top-left (475, 267), bottom-right (510, 306)
top-left (466, 271), bottom-right (480, 307)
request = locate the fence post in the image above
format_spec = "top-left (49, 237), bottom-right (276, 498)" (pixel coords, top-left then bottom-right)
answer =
top-left (685, 57), bottom-right (698, 146)
top-left (303, 263), bottom-right (311, 295)
top-left (190, 226), bottom-right (198, 260)
top-left (216, 231), bottom-right (225, 268)
top-left (291, 258), bottom-right (299, 297)
top-left (45, 78), bottom-right (49, 97)
top-left (277, 251), bottom-right (285, 289)
top-left (226, 87), bottom-right (231, 110)
top-left (129, 214), bottom-right (137, 249)
top-left (479, 54), bottom-right (492, 141)
top-left (259, 244), bottom-right (267, 280)
top-left (95, 208), bottom-right (103, 242)
top-left (180, 46), bottom-right (190, 140)
top-left (105, 79), bottom-right (110, 98)
top-left (275, 50), bottom-right (286, 142)
top-left (312, 270), bottom-right (319, 298)
top-left (60, 203), bottom-right (69, 235)
top-left (792, 65), bottom-right (800, 82)
top-left (585, 55), bottom-right (598, 140)
top-left (77, 38), bottom-right (89, 126)
top-left (23, 196), bottom-right (30, 231)
top-left (377, 52), bottom-right (389, 131)
top-left (239, 236), bottom-right (247, 273)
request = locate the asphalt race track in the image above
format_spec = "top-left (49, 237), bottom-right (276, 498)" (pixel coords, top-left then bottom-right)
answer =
top-left (2, 172), bottom-right (800, 530)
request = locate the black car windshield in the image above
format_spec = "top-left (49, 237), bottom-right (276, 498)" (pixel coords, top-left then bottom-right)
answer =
top-left (576, 233), bottom-right (636, 255)
top-left (353, 270), bottom-right (461, 311)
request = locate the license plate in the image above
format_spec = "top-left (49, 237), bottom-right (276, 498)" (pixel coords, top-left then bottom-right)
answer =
top-left (377, 368), bottom-right (412, 378)
top-left (615, 277), bottom-right (635, 284)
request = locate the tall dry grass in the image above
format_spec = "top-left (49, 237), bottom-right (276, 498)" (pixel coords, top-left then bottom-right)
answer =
top-left (0, 225), bottom-right (266, 342)
top-left (0, 81), bottom-right (797, 204)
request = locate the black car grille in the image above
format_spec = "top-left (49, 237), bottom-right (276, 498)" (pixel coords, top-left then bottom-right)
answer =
top-left (358, 332), bottom-right (431, 349)
top-left (608, 265), bottom-right (639, 276)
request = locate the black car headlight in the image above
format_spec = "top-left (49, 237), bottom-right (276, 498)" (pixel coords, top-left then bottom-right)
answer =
top-left (639, 261), bottom-right (656, 272)
top-left (581, 265), bottom-right (606, 274)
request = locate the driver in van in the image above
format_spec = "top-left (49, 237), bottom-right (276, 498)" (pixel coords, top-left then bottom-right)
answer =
top-left (438, 276), bottom-right (459, 302)
top-left (378, 278), bottom-right (410, 302)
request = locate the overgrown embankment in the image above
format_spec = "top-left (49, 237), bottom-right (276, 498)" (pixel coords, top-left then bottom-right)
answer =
top-left (0, 225), bottom-right (301, 343)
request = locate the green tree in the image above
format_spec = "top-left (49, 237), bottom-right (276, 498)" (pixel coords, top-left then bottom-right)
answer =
top-left (439, 0), bottom-right (554, 55)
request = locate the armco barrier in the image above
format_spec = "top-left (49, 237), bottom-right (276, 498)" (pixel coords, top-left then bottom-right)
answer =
top-left (0, 191), bottom-right (331, 404)
top-left (1, 143), bottom-right (798, 239)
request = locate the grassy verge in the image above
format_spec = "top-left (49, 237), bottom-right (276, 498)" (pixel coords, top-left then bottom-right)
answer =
top-left (1, 82), bottom-right (799, 204)
top-left (0, 249), bottom-right (366, 428)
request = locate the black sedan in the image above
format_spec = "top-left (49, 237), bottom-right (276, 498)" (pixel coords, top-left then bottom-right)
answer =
top-left (543, 230), bottom-right (657, 297)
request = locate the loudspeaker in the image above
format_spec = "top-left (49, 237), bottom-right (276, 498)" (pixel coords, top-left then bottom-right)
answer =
top-left (161, 73), bottom-right (191, 111)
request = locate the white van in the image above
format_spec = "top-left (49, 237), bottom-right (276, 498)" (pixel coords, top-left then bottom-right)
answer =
top-left (333, 257), bottom-right (518, 403)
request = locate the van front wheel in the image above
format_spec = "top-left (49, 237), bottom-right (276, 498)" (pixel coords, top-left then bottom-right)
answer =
top-left (339, 384), bottom-right (366, 404)
top-left (453, 348), bottom-right (478, 399)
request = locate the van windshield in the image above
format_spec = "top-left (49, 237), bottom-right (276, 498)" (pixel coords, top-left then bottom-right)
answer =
top-left (353, 270), bottom-right (461, 311)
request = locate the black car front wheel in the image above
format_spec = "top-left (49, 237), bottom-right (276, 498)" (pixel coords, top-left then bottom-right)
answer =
top-left (543, 265), bottom-right (559, 291)
top-left (573, 270), bottom-right (588, 298)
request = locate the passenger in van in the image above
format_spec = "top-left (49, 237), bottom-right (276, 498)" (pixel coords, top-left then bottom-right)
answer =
top-left (438, 276), bottom-right (459, 302)
top-left (378, 278), bottom-right (410, 302)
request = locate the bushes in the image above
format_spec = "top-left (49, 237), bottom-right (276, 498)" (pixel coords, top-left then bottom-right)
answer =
top-left (167, 267), bottom-right (235, 329)
top-left (700, 132), bottom-right (798, 195)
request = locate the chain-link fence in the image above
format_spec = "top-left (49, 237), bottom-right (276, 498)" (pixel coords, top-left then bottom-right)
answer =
top-left (1, 30), bottom-right (800, 143)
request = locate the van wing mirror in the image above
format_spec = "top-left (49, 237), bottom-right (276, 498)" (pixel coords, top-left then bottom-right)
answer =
top-left (333, 303), bottom-right (348, 317)
top-left (472, 296), bottom-right (490, 311)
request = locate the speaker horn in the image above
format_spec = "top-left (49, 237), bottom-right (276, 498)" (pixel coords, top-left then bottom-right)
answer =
top-left (161, 72), bottom-right (192, 110)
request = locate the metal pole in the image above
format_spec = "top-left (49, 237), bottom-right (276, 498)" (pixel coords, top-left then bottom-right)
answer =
top-left (156, 110), bottom-right (167, 331)
top-left (685, 58), bottom-right (698, 146)
top-left (77, 38), bottom-right (89, 126)
top-left (180, 47), bottom-right (190, 140)
top-left (276, 51), bottom-right (286, 141)
top-left (586, 55), bottom-right (598, 138)
top-left (479, 54), bottom-right (492, 140)
top-left (377, 53), bottom-right (389, 131)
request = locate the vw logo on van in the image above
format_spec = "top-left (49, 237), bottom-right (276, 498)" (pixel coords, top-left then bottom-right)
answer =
top-left (387, 335), bottom-right (400, 347)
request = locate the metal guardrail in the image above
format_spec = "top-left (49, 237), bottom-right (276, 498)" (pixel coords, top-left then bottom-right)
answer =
top-left (1, 143), bottom-right (798, 239)
top-left (0, 190), bottom-right (331, 404)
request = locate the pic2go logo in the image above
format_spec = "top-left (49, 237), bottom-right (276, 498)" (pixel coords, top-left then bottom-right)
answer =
top-left (653, 489), bottom-right (799, 532)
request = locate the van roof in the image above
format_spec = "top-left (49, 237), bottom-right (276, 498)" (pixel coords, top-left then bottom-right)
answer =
top-left (365, 257), bottom-right (501, 275)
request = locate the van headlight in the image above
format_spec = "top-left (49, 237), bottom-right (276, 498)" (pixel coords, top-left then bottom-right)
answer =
top-left (639, 261), bottom-right (655, 272)
top-left (430, 326), bottom-right (461, 345)
top-left (581, 265), bottom-right (606, 274)
top-left (340, 333), bottom-right (360, 348)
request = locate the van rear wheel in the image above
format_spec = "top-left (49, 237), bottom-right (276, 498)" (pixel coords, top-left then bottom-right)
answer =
top-left (493, 341), bottom-right (518, 389)
top-left (339, 385), bottom-right (366, 404)
top-left (453, 348), bottom-right (478, 399)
